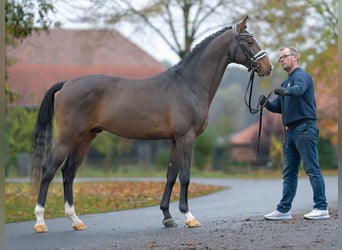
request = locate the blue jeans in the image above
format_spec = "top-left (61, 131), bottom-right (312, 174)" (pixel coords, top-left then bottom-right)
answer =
top-left (277, 122), bottom-right (328, 213)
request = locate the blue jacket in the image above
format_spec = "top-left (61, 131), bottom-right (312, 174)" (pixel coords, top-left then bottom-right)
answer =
top-left (265, 67), bottom-right (317, 126)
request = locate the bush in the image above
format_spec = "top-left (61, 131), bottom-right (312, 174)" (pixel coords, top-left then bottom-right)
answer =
top-left (223, 160), bottom-right (251, 174)
top-left (269, 134), bottom-right (283, 170)
top-left (317, 136), bottom-right (336, 169)
top-left (193, 131), bottom-right (215, 170)
top-left (154, 148), bottom-right (170, 170)
top-left (6, 106), bottom-right (38, 173)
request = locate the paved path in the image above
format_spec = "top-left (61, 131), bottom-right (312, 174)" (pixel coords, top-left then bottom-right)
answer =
top-left (5, 176), bottom-right (338, 249)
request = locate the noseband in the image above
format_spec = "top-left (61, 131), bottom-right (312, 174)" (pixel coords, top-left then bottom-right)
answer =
top-left (232, 25), bottom-right (267, 72)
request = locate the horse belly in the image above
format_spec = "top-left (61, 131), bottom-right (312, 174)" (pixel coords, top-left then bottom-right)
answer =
top-left (101, 110), bottom-right (173, 140)
top-left (105, 119), bottom-right (172, 139)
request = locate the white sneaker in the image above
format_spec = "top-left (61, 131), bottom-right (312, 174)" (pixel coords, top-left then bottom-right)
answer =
top-left (264, 210), bottom-right (292, 220)
top-left (304, 209), bottom-right (329, 220)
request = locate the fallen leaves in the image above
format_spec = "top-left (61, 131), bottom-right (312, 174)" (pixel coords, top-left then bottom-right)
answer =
top-left (5, 181), bottom-right (224, 223)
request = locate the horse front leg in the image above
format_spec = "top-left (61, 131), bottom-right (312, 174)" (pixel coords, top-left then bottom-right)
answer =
top-left (177, 133), bottom-right (201, 227)
top-left (160, 142), bottom-right (178, 227)
top-left (179, 163), bottom-right (201, 228)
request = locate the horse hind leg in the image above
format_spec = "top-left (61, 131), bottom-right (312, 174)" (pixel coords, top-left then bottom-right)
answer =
top-left (62, 132), bottom-right (96, 231)
top-left (62, 155), bottom-right (87, 231)
top-left (34, 143), bottom-right (69, 233)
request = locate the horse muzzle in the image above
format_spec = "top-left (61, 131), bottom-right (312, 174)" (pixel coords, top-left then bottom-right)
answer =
top-left (253, 58), bottom-right (273, 77)
top-left (255, 63), bottom-right (273, 77)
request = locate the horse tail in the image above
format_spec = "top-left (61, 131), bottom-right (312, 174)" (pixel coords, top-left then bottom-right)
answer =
top-left (31, 81), bottom-right (66, 193)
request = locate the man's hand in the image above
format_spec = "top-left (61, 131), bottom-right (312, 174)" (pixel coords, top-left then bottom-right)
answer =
top-left (259, 95), bottom-right (269, 107)
top-left (274, 87), bottom-right (288, 96)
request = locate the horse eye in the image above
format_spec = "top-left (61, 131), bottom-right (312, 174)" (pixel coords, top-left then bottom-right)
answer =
top-left (248, 39), bottom-right (254, 45)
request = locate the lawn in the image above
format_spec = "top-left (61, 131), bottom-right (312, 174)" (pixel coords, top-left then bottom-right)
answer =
top-left (5, 180), bottom-right (224, 223)
top-left (5, 168), bottom-right (337, 223)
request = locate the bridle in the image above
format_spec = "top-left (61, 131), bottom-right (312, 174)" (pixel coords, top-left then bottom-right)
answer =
top-left (232, 25), bottom-right (267, 72)
top-left (232, 24), bottom-right (272, 158)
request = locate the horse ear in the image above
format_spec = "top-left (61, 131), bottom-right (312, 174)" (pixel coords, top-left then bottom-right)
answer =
top-left (236, 16), bottom-right (248, 33)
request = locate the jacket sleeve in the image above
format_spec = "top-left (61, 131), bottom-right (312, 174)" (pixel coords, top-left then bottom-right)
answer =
top-left (287, 73), bottom-right (309, 96)
top-left (265, 96), bottom-right (282, 113)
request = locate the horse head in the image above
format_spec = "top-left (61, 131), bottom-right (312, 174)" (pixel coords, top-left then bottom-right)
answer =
top-left (231, 16), bottom-right (272, 77)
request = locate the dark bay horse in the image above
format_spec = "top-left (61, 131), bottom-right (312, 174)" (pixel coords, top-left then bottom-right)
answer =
top-left (31, 16), bottom-right (272, 233)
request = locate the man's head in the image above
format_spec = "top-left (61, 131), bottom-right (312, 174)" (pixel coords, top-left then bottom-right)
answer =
top-left (278, 47), bottom-right (298, 74)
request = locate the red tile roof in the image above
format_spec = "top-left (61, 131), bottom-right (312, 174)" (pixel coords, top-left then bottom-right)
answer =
top-left (230, 113), bottom-right (282, 145)
top-left (6, 29), bottom-right (165, 106)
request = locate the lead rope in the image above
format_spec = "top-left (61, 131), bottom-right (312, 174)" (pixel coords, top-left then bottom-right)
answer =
top-left (257, 103), bottom-right (263, 156)
top-left (244, 71), bottom-right (272, 159)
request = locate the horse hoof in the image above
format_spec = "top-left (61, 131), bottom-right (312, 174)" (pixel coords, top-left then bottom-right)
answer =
top-left (186, 218), bottom-right (201, 228)
top-left (162, 218), bottom-right (177, 228)
top-left (34, 223), bottom-right (48, 233)
top-left (73, 222), bottom-right (87, 231)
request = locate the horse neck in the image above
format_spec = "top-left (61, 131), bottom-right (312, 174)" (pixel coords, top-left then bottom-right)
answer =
top-left (174, 29), bottom-right (234, 106)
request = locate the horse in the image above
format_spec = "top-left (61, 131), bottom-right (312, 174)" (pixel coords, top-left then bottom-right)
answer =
top-left (31, 16), bottom-right (272, 233)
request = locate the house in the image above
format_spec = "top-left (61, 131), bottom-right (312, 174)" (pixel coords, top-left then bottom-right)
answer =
top-left (229, 112), bottom-right (283, 164)
top-left (6, 29), bottom-right (165, 106)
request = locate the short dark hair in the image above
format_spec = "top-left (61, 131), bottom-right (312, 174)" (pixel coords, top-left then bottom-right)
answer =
top-left (280, 47), bottom-right (299, 61)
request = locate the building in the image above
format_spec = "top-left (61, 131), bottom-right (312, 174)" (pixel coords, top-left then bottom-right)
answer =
top-left (6, 29), bottom-right (165, 106)
top-left (229, 113), bottom-right (282, 164)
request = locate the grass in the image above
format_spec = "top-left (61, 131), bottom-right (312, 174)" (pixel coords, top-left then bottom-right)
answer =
top-left (5, 180), bottom-right (224, 223)
top-left (5, 165), bottom-right (337, 223)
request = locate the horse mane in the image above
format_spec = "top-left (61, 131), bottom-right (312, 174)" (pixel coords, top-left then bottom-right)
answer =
top-left (170, 26), bottom-right (232, 70)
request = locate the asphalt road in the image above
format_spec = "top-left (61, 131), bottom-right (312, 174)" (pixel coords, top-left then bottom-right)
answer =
top-left (5, 176), bottom-right (338, 250)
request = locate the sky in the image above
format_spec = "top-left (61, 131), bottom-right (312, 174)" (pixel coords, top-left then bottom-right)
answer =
top-left (52, 2), bottom-right (181, 65)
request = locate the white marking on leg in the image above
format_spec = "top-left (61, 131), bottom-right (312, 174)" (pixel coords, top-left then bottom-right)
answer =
top-left (65, 201), bottom-right (83, 226)
top-left (34, 204), bottom-right (45, 226)
top-left (183, 211), bottom-right (195, 222)
top-left (183, 210), bottom-right (201, 227)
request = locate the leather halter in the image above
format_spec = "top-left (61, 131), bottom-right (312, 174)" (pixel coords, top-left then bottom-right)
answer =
top-left (232, 25), bottom-right (267, 72)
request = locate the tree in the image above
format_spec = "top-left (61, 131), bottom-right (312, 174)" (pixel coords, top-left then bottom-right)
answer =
top-left (79, 0), bottom-right (337, 65)
top-left (5, 0), bottom-right (60, 175)
top-left (79, 0), bottom-right (243, 59)
top-left (310, 43), bottom-right (338, 145)
top-left (248, 0), bottom-right (337, 66)
top-left (249, 0), bottom-right (338, 146)
top-left (5, 0), bottom-right (60, 99)
top-left (5, 0), bottom-right (60, 46)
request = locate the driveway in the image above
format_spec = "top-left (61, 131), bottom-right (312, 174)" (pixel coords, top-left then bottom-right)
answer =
top-left (5, 176), bottom-right (338, 249)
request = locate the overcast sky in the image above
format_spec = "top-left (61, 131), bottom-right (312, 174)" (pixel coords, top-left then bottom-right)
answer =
top-left (52, 1), bottom-right (181, 65)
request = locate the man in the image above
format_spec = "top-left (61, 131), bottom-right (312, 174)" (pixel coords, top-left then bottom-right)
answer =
top-left (262, 47), bottom-right (329, 220)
